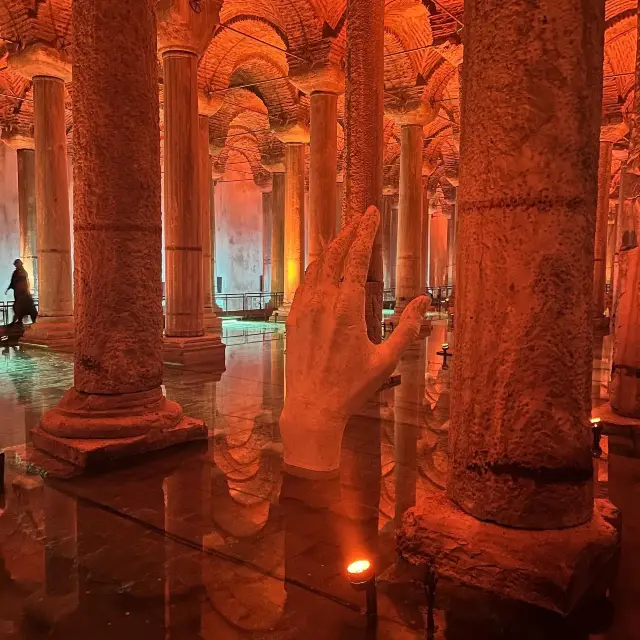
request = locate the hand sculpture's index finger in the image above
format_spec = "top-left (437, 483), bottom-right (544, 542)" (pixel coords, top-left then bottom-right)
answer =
top-left (343, 206), bottom-right (380, 287)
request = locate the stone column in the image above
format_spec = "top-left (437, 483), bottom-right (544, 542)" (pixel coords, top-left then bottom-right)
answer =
top-left (210, 175), bottom-right (223, 313)
top-left (430, 212), bottom-right (448, 289)
top-left (158, 3), bottom-right (224, 371)
top-left (336, 179), bottom-right (344, 235)
top-left (262, 189), bottom-right (273, 294)
top-left (198, 115), bottom-right (221, 333)
top-left (290, 67), bottom-right (343, 265)
top-left (33, 0), bottom-right (207, 468)
top-left (268, 169), bottom-right (285, 310)
top-left (391, 125), bottom-right (424, 323)
top-left (446, 190), bottom-right (458, 289)
top-left (610, 3), bottom-right (640, 417)
top-left (593, 141), bottom-right (612, 322)
top-left (419, 178), bottom-right (430, 294)
top-left (397, 0), bottom-right (615, 612)
top-left (1, 133), bottom-right (38, 295)
top-left (273, 132), bottom-right (307, 319)
top-left (381, 193), bottom-right (393, 290)
top-left (344, 0), bottom-right (385, 343)
top-left (8, 45), bottom-right (73, 347)
top-left (390, 196), bottom-right (399, 290)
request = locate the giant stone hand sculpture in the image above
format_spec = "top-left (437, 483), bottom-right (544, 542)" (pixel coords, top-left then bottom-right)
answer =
top-left (280, 206), bottom-right (430, 477)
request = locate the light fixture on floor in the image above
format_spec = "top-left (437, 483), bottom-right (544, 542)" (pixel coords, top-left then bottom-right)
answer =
top-left (347, 559), bottom-right (377, 620)
top-left (436, 343), bottom-right (453, 369)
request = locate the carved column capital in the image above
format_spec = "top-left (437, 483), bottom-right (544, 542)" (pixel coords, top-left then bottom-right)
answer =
top-left (8, 42), bottom-right (72, 82)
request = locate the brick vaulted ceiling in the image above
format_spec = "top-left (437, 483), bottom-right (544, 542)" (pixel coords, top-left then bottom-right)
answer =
top-left (0, 0), bottom-right (637, 192)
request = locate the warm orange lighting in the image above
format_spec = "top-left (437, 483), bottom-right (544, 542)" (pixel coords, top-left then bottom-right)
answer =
top-left (442, 343), bottom-right (449, 350)
top-left (348, 560), bottom-right (371, 575)
top-left (590, 417), bottom-right (602, 424)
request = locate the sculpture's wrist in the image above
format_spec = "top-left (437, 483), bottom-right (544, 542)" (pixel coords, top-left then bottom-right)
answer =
top-left (279, 401), bottom-right (348, 478)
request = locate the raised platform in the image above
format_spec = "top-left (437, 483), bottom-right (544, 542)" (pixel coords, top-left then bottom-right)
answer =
top-left (163, 334), bottom-right (226, 375)
top-left (395, 492), bottom-right (619, 615)
top-left (592, 402), bottom-right (640, 458)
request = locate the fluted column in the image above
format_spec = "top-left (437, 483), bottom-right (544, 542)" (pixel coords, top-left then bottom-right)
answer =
top-left (593, 141), bottom-right (612, 321)
top-left (391, 125), bottom-right (424, 322)
top-left (34, 0), bottom-right (207, 467)
top-left (199, 115), bottom-right (221, 333)
top-left (345, 0), bottom-right (385, 343)
top-left (8, 45), bottom-right (73, 347)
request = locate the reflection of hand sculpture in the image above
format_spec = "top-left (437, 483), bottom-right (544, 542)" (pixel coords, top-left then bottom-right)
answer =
top-left (280, 206), bottom-right (430, 476)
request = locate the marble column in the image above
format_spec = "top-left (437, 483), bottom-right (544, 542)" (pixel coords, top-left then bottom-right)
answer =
top-left (269, 170), bottom-right (285, 308)
top-left (199, 115), bottom-right (221, 333)
top-left (8, 45), bottom-right (73, 347)
top-left (381, 193), bottom-right (393, 290)
top-left (446, 191), bottom-right (457, 289)
top-left (33, 0), bottom-right (206, 467)
top-left (159, 13), bottom-right (224, 370)
top-left (275, 139), bottom-right (307, 317)
top-left (390, 197), bottom-right (398, 290)
top-left (420, 178), bottom-right (430, 294)
top-left (336, 180), bottom-right (344, 235)
top-left (308, 91), bottom-right (339, 263)
top-left (611, 2), bottom-right (640, 417)
top-left (391, 125), bottom-right (424, 323)
top-left (1, 134), bottom-right (39, 295)
top-left (262, 190), bottom-right (273, 294)
top-left (430, 213), bottom-right (448, 289)
top-left (345, 0), bottom-right (385, 343)
top-left (593, 141), bottom-right (612, 321)
top-left (210, 175), bottom-right (223, 314)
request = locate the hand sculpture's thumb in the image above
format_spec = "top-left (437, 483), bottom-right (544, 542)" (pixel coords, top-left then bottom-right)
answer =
top-left (377, 296), bottom-right (430, 369)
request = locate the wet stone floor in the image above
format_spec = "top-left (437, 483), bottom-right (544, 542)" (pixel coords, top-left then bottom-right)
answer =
top-left (0, 320), bottom-right (636, 639)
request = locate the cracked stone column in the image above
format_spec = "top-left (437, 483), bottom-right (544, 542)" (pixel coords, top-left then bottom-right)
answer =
top-left (292, 66), bottom-right (343, 264)
top-left (198, 115), bottom-right (221, 333)
top-left (273, 127), bottom-right (308, 319)
top-left (396, 0), bottom-right (616, 613)
top-left (1, 133), bottom-right (38, 296)
top-left (593, 141), bottom-right (612, 323)
top-left (345, 0), bottom-right (385, 343)
top-left (8, 44), bottom-right (73, 348)
top-left (609, 3), bottom-right (640, 418)
top-left (32, 0), bottom-right (207, 469)
top-left (158, 0), bottom-right (225, 372)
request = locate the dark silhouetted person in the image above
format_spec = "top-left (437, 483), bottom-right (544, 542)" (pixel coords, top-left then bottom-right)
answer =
top-left (5, 259), bottom-right (37, 325)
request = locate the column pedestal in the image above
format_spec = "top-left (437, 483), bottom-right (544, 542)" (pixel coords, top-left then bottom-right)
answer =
top-left (163, 334), bottom-right (225, 374)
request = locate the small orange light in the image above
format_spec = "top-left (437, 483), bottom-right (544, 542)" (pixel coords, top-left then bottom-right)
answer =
top-left (348, 560), bottom-right (370, 575)
top-left (348, 559), bottom-right (374, 586)
top-left (442, 343), bottom-right (449, 350)
top-left (590, 417), bottom-right (602, 424)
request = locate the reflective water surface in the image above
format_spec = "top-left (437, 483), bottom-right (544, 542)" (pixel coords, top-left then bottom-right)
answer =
top-left (0, 320), bottom-right (635, 639)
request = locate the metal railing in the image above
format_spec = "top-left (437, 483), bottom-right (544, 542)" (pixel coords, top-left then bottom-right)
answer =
top-left (383, 286), bottom-right (454, 311)
top-left (0, 298), bottom-right (39, 325)
top-left (213, 292), bottom-right (284, 317)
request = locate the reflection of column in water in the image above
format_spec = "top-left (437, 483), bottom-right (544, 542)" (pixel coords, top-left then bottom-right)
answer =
top-left (164, 464), bottom-right (205, 637)
top-left (24, 486), bottom-right (78, 625)
top-left (394, 341), bottom-right (426, 520)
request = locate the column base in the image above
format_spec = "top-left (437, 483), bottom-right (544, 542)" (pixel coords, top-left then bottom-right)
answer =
top-left (593, 316), bottom-right (610, 332)
top-left (21, 317), bottom-right (74, 351)
top-left (203, 310), bottom-right (222, 334)
top-left (395, 492), bottom-right (619, 615)
top-left (31, 417), bottom-right (206, 471)
top-left (270, 304), bottom-right (291, 323)
top-left (163, 334), bottom-right (226, 375)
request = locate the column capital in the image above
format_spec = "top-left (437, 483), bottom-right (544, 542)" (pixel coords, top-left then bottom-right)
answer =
top-left (198, 90), bottom-right (222, 116)
top-left (157, 0), bottom-right (220, 56)
top-left (8, 42), bottom-right (72, 82)
top-left (386, 96), bottom-right (438, 127)
top-left (289, 63), bottom-right (345, 96)
top-left (274, 122), bottom-right (310, 145)
top-left (382, 185), bottom-right (399, 196)
top-left (1, 130), bottom-right (35, 150)
top-left (211, 159), bottom-right (225, 180)
top-left (255, 173), bottom-right (273, 193)
top-left (261, 153), bottom-right (286, 173)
